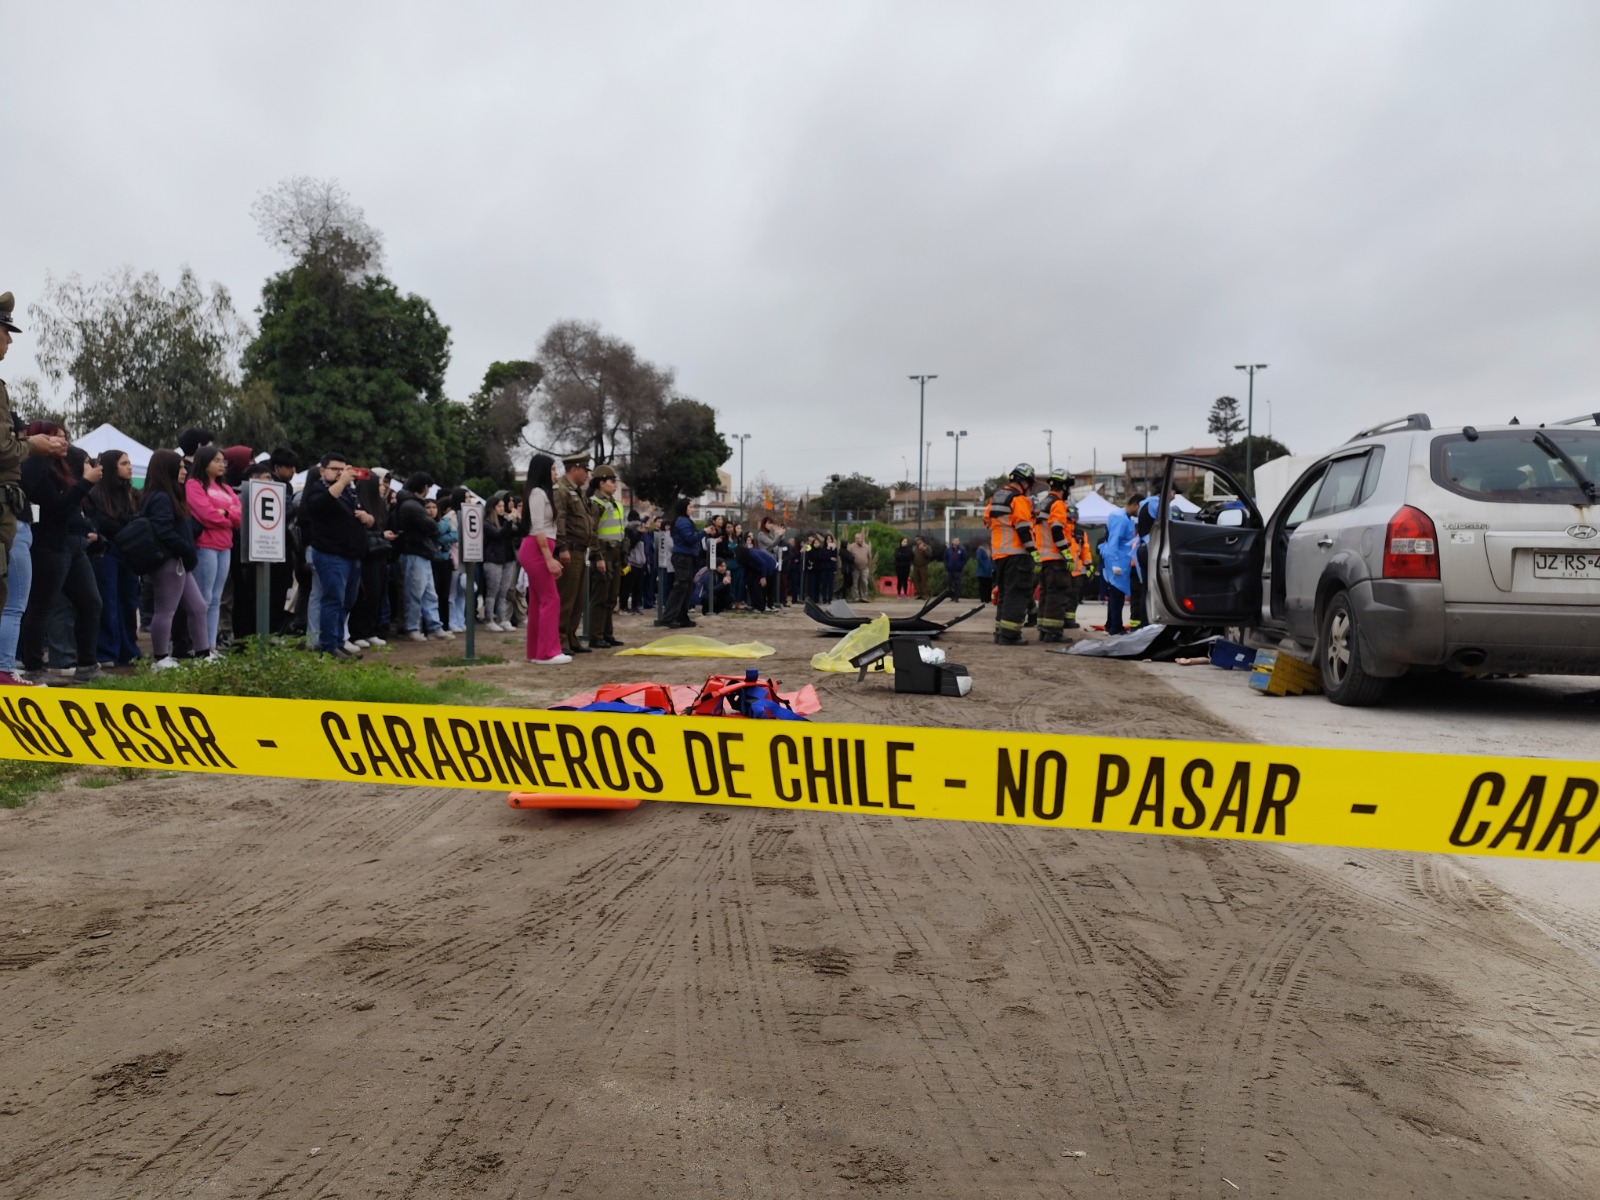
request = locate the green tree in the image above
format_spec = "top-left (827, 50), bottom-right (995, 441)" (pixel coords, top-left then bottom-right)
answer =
top-left (628, 398), bottom-right (730, 506)
top-left (533, 319), bottom-right (672, 463)
top-left (221, 378), bottom-right (286, 451)
top-left (29, 266), bottom-right (248, 447)
top-left (242, 176), bottom-right (462, 476)
top-left (242, 266), bottom-right (457, 475)
top-left (458, 360), bottom-right (544, 486)
top-left (1212, 435), bottom-right (1292, 493)
top-left (816, 473), bottom-right (889, 520)
top-left (1207, 395), bottom-right (1244, 446)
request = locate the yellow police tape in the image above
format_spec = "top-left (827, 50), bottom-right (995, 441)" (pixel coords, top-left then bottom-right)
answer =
top-left (0, 688), bottom-right (1595, 861)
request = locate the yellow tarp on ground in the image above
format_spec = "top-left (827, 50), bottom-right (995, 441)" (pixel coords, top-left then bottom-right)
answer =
top-left (810, 614), bottom-right (894, 673)
top-left (615, 635), bottom-right (776, 658)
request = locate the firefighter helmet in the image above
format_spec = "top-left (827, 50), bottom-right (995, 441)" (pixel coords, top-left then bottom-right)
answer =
top-left (1009, 463), bottom-right (1036, 485)
top-left (1047, 469), bottom-right (1071, 493)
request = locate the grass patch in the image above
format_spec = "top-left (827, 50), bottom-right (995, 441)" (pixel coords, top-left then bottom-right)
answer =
top-left (429, 654), bottom-right (507, 668)
top-left (76, 775), bottom-right (119, 789)
top-left (84, 640), bottom-right (504, 706)
top-left (0, 759), bottom-right (73, 809)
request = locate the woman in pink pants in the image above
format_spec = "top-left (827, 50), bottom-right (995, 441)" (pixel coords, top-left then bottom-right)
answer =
top-left (518, 453), bottom-right (569, 665)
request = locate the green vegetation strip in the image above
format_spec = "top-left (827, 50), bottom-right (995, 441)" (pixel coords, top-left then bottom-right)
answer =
top-left (82, 641), bottom-right (503, 706)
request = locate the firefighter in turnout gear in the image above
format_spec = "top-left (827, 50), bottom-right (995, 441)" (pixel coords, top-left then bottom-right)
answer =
top-left (1035, 471), bottom-right (1075, 642)
top-left (587, 465), bottom-right (626, 648)
top-left (1064, 506), bottom-right (1092, 629)
top-left (985, 463), bottom-right (1037, 644)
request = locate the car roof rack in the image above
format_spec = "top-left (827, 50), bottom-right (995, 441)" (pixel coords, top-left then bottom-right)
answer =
top-left (1347, 413), bottom-right (1431, 442)
top-left (1548, 412), bottom-right (1600, 427)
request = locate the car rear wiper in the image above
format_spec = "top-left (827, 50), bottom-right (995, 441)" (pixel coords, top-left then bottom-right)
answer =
top-left (1533, 432), bottom-right (1599, 502)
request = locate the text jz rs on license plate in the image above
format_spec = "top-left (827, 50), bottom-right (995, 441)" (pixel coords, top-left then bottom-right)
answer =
top-left (1532, 551), bottom-right (1600, 580)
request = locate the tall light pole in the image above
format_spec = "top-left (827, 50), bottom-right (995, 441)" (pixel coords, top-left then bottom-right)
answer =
top-left (1135, 424), bottom-right (1159, 494)
top-left (731, 433), bottom-right (750, 520)
top-left (1234, 363), bottom-right (1268, 492)
top-left (1042, 429), bottom-right (1053, 475)
top-left (909, 374), bottom-right (937, 537)
top-left (946, 429), bottom-right (967, 510)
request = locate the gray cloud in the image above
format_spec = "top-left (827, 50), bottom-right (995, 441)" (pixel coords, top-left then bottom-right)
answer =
top-left (5, 0), bottom-right (1595, 492)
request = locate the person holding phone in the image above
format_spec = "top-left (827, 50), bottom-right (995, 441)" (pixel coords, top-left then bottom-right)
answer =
top-left (303, 451), bottom-right (373, 659)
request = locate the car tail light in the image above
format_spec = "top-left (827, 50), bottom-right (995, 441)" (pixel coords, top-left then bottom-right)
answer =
top-left (1384, 505), bottom-right (1439, 579)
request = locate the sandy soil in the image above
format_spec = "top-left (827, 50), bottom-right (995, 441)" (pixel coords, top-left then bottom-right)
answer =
top-left (3, 600), bottom-right (1598, 1198)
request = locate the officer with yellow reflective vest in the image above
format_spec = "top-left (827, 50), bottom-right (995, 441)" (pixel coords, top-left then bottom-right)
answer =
top-left (984, 463), bottom-right (1037, 645)
top-left (1034, 470), bottom-right (1076, 642)
top-left (587, 465), bottom-right (627, 648)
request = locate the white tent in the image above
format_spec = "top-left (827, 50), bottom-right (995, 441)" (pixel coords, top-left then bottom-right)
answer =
top-left (74, 423), bottom-right (157, 482)
top-left (1073, 491), bottom-right (1119, 524)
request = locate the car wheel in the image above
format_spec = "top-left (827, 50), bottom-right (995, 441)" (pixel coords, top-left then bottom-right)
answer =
top-left (1318, 590), bottom-right (1389, 707)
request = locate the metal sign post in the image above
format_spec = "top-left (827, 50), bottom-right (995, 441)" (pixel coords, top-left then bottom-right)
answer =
top-left (707, 536), bottom-right (717, 617)
top-left (460, 502), bottom-right (485, 662)
top-left (242, 480), bottom-right (288, 663)
top-left (654, 528), bottom-right (671, 626)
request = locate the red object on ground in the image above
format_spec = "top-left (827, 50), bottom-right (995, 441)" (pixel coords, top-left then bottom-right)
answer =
top-left (877, 575), bottom-right (898, 595)
top-left (554, 681), bottom-right (821, 716)
top-left (506, 793), bottom-right (642, 810)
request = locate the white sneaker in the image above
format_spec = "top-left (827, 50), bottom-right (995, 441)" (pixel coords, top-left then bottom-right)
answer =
top-left (352, 639), bottom-right (371, 649)
top-left (405, 631), bottom-right (428, 642)
top-left (204, 649), bottom-right (225, 663)
top-left (429, 629), bottom-right (454, 640)
top-left (366, 636), bottom-right (386, 647)
top-left (344, 640), bottom-right (362, 653)
top-left (532, 654), bottom-right (573, 665)
top-left (485, 621), bottom-right (504, 632)
top-left (153, 656), bottom-right (181, 672)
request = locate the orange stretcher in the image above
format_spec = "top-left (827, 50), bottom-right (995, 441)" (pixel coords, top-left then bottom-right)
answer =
top-left (506, 793), bottom-right (642, 811)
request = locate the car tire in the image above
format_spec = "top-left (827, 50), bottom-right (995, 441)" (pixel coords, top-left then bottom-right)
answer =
top-left (1318, 589), bottom-right (1389, 707)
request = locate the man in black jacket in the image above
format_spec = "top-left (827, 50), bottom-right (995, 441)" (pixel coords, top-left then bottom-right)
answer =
top-left (392, 473), bottom-right (450, 641)
top-left (304, 451), bottom-right (373, 658)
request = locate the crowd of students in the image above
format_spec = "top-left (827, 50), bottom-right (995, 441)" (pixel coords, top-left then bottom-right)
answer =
top-left (0, 420), bottom-right (980, 684)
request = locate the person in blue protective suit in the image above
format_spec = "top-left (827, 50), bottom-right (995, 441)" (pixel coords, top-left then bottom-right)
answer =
top-left (1099, 495), bottom-right (1141, 635)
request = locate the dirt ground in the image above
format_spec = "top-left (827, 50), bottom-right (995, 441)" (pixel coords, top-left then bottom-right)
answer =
top-left (3, 600), bottom-right (1598, 1198)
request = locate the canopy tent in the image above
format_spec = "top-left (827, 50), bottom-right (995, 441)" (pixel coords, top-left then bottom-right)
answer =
top-left (1073, 491), bottom-right (1119, 523)
top-left (73, 423), bottom-right (157, 484)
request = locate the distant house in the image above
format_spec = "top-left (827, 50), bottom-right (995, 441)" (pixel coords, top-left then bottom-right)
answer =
top-left (696, 469), bottom-right (737, 520)
top-left (1123, 446), bottom-right (1221, 496)
top-left (886, 486), bottom-right (984, 523)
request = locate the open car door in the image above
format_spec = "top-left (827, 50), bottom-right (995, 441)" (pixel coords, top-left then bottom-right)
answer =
top-left (1148, 457), bottom-right (1265, 625)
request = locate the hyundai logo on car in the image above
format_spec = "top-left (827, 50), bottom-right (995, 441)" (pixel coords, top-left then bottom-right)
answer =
top-left (1567, 524), bottom-right (1598, 541)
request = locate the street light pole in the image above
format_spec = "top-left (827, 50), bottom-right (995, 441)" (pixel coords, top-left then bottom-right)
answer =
top-left (909, 374), bottom-right (937, 538)
top-left (731, 433), bottom-right (750, 522)
top-left (946, 429), bottom-right (967, 513)
top-left (1043, 429), bottom-right (1053, 475)
top-left (1135, 424), bottom-right (1159, 494)
top-left (1234, 363), bottom-right (1268, 492)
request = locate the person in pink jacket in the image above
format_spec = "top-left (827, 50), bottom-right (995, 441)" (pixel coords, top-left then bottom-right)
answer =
top-left (186, 444), bottom-right (242, 649)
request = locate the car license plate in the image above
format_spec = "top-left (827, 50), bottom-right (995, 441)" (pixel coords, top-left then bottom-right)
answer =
top-left (1532, 550), bottom-right (1600, 580)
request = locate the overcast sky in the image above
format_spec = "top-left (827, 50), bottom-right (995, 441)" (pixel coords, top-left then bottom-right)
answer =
top-left (5, 1), bottom-right (1597, 494)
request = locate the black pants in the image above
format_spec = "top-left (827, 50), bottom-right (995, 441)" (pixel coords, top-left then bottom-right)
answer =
top-left (663, 553), bottom-right (696, 624)
top-left (21, 540), bottom-right (101, 672)
top-left (993, 554), bottom-right (1034, 641)
top-left (350, 556), bottom-right (388, 640)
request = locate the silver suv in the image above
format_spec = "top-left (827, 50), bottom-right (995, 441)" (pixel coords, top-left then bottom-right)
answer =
top-left (1146, 413), bottom-right (1600, 705)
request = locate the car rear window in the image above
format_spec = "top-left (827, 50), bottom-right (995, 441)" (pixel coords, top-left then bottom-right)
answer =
top-left (1432, 430), bottom-right (1600, 504)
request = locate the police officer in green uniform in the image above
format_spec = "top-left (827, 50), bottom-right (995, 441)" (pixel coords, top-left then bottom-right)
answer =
top-left (0, 293), bottom-right (67, 623)
top-left (554, 453), bottom-right (594, 653)
top-left (587, 464), bottom-right (626, 648)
